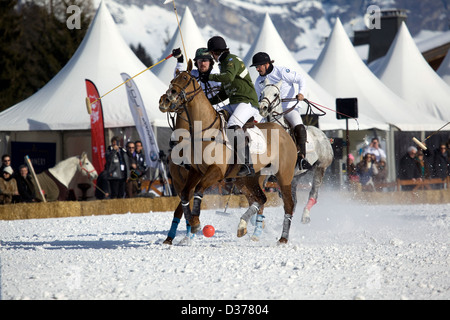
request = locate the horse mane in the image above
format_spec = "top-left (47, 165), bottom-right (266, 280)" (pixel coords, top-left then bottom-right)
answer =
top-left (51, 155), bottom-right (79, 171)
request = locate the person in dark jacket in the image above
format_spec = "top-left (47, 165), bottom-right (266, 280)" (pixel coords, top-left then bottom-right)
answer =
top-left (398, 146), bottom-right (421, 191)
top-left (432, 144), bottom-right (450, 189)
top-left (95, 169), bottom-right (110, 200)
top-left (203, 36), bottom-right (260, 177)
top-left (105, 136), bottom-right (127, 198)
top-left (15, 164), bottom-right (36, 202)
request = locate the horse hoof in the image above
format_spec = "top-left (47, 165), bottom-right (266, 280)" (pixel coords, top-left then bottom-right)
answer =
top-left (163, 237), bottom-right (173, 245)
top-left (278, 237), bottom-right (288, 244)
top-left (301, 216), bottom-right (311, 224)
top-left (237, 219), bottom-right (248, 238)
top-left (189, 216), bottom-right (201, 233)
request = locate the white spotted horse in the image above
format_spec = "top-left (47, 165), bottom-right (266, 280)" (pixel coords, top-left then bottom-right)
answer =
top-left (259, 79), bottom-right (333, 224)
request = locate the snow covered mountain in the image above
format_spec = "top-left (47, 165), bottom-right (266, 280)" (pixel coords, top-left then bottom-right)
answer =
top-left (99, 0), bottom-right (448, 64)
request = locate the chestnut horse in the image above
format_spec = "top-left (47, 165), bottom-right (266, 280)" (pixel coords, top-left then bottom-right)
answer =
top-left (159, 60), bottom-right (298, 244)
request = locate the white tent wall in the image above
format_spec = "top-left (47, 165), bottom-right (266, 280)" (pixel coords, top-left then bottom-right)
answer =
top-left (437, 49), bottom-right (450, 85)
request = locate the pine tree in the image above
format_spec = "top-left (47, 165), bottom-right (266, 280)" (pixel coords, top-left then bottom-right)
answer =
top-left (131, 43), bottom-right (154, 68)
top-left (0, 0), bottom-right (26, 110)
top-left (0, 0), bottom-right (94, 111)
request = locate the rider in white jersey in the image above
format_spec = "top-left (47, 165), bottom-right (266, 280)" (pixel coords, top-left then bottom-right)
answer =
top-left (251, 52), bottom-right (312, 170)
top-left (172, 47), bottom-right (227, 111)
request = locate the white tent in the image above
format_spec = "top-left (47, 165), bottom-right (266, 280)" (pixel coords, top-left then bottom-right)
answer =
top-left (309, 18), bottom-right (440, 132)
top-left (437, 49), bottom-right (450, 87)
top-left (152, 7), bottom-right (207, 85)
top-left (0, 1), bottom-right (168, 131)
top-left (373, 22), bottom-right (450, 122)
top-left (242, 13), bottom-right (387, 131)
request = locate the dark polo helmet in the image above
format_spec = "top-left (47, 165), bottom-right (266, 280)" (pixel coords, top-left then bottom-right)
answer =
top-left (194, 47), bottom-right (214, 68)
top-left (250, 52), bottom-right (274, 67)
top-left (194, 48), bottom-right (213, 61)
top-left (207, 36), bottom-right (228, 52)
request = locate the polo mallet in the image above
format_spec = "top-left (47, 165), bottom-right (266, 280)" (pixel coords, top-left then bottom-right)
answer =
top-left (164, 0), bottom-right (188, 60)
top-left (85, 53), bottom-right (173, 113)
top-left (25, 155), bottom-right (47, 203)
top-left (412, 121), bottom-right (450, 151)
top-left (216, 185), bottom-right (235, 216)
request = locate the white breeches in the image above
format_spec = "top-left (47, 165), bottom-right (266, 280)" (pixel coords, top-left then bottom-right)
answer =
top-left (225, 103), bottom-right (260, 128)
top-left (283, 107), bottom-right (304, 128)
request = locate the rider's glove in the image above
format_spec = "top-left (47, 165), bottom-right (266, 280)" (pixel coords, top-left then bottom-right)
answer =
top-left (172, 48), bottom-right (184, 63)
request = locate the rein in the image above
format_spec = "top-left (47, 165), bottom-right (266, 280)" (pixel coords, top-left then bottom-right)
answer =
top-left (167, 72), bottom-right (221, 134)
top-left (79, 159), bottom-right (96, 176)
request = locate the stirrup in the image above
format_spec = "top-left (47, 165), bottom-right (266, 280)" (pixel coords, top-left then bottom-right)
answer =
top-left (300, 158), bottom-right (312, 170)
top-left (237, 164), bottom-right (255, 177)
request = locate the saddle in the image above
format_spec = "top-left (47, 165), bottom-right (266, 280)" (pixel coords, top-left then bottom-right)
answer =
top-left (218, 112), bottom-right (267, 155)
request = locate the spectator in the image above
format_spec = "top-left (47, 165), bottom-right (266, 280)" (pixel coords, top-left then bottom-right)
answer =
top-left (398, 146), bottom-right (421, 191)
top-left (432, 143), bottom-right (450, 189)
top-left (347, 153), bottom-right (359, 183)
top-left (124, 141), bottom-right (139, 198)
top-left (134, 140), bottom-right (148, 192)
top-left (363, 138), bottom-right (386, 162)
top-left (374, 157), bottom-right (388, 185)
top-left (415, 150), bottom-right (431, 180)
top-left (1, 154), bottom-right (12, 173)
top-left (105, 136), bottom-right (127, 198)
top-left (15, 164), bottom-right (36, 202)
top-left (356, 153), bottom-right (378, 191)
top-left (0, 166), bottom-right (19, 204)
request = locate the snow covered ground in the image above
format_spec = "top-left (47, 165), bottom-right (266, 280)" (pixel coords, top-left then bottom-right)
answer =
top-left (0, 191), bottom-right (449, 301)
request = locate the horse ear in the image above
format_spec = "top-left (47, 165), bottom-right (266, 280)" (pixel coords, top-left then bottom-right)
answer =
top-left (187, 59), bottom-right (193, 73)
top-left (81, 152), bottom-right (87, 161)
top-left (264, 78), bottom-right (270, 86)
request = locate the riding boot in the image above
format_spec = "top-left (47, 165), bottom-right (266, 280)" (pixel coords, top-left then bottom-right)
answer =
top-left (227, 125), bottom-right (255, 177)
top-left (293, 124), bottom-right (312, 170)
top-left (237, 135), bottom-right (255, 177)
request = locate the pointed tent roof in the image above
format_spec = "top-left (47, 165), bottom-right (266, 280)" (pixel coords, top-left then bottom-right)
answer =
top-left (437, 50), bottom-right (450, 86)
top-left (152, 7), bottom-right (207, 85)
top-left (309, 18), bottom-right (440, 131)
top-left (242, 13), bottom-right (385, 131)
top-left (0, 1), bottom-right (168, 131)
top-left (374, 22), bottom-right (450, 121)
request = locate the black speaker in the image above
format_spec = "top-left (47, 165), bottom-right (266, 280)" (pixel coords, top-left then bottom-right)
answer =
top-left (336, 98), bottom-right (358, 120)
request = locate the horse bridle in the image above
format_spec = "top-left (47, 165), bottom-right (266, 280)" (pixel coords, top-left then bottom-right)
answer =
top-left (166, 72), bottom-right (221, 133)
top-left (79, 159), bottom-right (96, 179)
top-left (260, 83), bottom-right (282, 116)
top-left (166, 72), bottom-right (204, 114)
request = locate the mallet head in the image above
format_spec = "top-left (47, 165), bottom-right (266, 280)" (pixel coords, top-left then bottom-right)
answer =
top-left (85, 97), bottom-right (92, 115)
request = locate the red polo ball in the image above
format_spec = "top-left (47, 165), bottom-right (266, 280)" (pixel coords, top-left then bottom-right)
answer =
top-left (202, 225), bottom-right (215, 237)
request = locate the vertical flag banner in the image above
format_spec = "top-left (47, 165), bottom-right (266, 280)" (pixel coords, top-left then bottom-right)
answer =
top-left (120, 73), bottom-right (172, 196)
top-left (85, 79), bottom-right (106, 173)
top-left (120, 73), bottom-right (160, 168)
